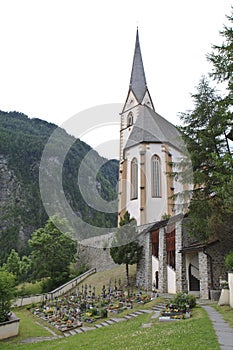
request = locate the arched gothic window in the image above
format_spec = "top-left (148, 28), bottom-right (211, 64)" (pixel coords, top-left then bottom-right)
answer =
top-left (152, 155), bottom-right (161, 197)
top-left (131, 158), bottom-right (138, 199)
top-left (127, 112), bottom-right (133, 127)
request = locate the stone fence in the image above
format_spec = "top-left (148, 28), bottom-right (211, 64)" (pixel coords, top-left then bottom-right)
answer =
top-left (13, 268), bottom-right (96, 307)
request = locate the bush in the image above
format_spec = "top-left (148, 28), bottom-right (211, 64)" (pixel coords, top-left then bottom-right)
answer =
top-left (225, 251), bottom-right (233, 272)
top-left (100, 308), bottom-right (108, 318)
top-left (0, 270), bottom-right (16, 322)
top-left (26, 302), bottom-right (36, 310)
top-left (41, 275), bottom-right (68, 292)
top-left (17, 281), bottom-right (42, 297)
top-left (91, 308), bottom-right (98, 316)
top-left (171, 292), bottom-right (196, 311)
top-left (41, 278), bottom-right (54, 293)
top-left (69, 264), bottom-right (89, 279)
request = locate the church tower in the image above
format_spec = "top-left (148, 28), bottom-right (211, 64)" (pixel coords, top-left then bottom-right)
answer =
top-left (118, 29), bottom-right (184, 226)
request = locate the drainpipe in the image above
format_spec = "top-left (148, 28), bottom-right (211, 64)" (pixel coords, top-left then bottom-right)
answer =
top-left (203, 249), bottom-right (214, 289)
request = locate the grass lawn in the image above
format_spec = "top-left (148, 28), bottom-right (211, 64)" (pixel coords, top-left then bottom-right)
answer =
top-left (80, 264), bottom-right (137, 295)
top-left (213, 304), bottom-right (233, 328)
top-left (0, 308), bottom-right (62, 348)
top-left (0, 305), bottom-right (220, 350)
top-left (0, 267), bottom-right (222, 349)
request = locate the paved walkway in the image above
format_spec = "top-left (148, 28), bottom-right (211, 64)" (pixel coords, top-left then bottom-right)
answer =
top-left (202, 305), bottom-right (233, 350)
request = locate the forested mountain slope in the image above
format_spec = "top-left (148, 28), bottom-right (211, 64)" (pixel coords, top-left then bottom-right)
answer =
top-left (0, 111), bottom-right (118, 263)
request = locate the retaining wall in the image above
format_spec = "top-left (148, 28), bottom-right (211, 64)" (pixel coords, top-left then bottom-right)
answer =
top-left (0, 313), bottom-right (20, 340)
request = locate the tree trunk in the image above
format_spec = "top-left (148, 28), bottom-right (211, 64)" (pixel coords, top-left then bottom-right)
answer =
top-left (126, 263), bottom-right (129, 286)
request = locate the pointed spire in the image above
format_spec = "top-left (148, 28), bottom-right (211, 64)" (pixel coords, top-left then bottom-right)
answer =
top-left (130, 28), bottom-right (147, 103)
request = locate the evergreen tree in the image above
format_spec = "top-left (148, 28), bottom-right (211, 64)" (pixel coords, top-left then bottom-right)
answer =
top-left (19, 256), bottom-right (32, 283)
top-left (208, 7), bottom-right (233, 107)
top-left (179, 9), bottom-right (233, 242)
top-left (110, 212), bottom-right (143, 286)
top-left (5, 249), bottom-right (21, 278)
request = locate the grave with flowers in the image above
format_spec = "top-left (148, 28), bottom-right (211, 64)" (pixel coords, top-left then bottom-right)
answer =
top-left (159, 293), bottom-right (196, 322)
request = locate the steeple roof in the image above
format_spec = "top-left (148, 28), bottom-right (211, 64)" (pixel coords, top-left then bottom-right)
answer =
top-left (129, 29), bottom-right (147, 103)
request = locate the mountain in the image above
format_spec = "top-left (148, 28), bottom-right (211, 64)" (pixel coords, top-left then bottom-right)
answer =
top-left (0, 110), bottom-right (118, 263)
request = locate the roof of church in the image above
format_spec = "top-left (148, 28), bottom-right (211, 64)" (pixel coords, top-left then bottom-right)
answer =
top-left (129, 29), bottom-right (147, 103)
top-left (124, 105), bottom-right (183, 151)
top-left (137, 214), bottom-right (184, 236)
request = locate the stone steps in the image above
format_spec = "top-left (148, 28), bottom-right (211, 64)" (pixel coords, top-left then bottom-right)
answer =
top-left (63, 307), bottom-right (157, 336)
top-left (152, 302), bottom-right (167, 311)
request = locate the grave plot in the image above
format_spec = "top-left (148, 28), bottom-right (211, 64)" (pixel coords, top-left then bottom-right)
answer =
top-left (159, 303), bottom-right (191, 321)
top-left (158, 293), bottom-right (196, 322)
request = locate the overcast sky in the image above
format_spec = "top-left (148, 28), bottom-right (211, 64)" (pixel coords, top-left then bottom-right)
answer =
top-left (0, 0), bottom-right (231, 157)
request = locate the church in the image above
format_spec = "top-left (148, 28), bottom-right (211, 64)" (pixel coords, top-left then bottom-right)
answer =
top-left (117, 29), bottom-right (228, 299)
top-left (78, 29), bottom-right (229, 300)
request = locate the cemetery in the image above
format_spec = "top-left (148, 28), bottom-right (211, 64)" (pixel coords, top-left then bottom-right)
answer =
top-left (27, 274), bottom-right (198, 335)
top-left (29, 280), bottom-right (155, 333)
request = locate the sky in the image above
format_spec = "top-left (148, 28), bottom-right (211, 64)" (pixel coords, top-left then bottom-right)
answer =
top-left (0, 0), bottom-right (231, 158)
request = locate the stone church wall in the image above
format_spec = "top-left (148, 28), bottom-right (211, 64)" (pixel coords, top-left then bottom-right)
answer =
top-left (136, 231), bottom-right (152, 290)
top-left (175, 220), bottom-right (188, 293)
top-left (136, 217), bottom-right (192, 293)
top-left (206, 243), bottom-right (230, 290)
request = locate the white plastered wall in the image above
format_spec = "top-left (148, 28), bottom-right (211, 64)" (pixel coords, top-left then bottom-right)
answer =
top-left (124, 143), bottom-right (188, 225)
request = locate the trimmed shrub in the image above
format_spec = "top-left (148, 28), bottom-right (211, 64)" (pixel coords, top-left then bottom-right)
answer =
top-left (171, 292), bottom-right (196, 311)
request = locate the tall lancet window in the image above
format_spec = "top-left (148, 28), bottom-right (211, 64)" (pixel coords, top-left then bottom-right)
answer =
top-left (152, 155), bottom-right (161, 197)
top-left (131, 158), bottom-right (138, 200)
